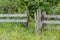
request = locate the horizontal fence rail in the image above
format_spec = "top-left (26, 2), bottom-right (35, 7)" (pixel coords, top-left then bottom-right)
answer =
top-left (45, 15), bottom-right (60, 18)
top-left (42, 21), bottom-right (60, 24)
top-left (0, 14), bottom-right (27, 17)
top-left (0, 19), bottom-right (27, 22)
top-left (45, 26), bottom-right (60, 29)
top-left (0, 10), bottom-right (29, 28)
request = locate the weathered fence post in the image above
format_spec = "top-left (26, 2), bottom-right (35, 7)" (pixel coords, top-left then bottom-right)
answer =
top-left (41, 11), bottom-right (46, 30)
top-left (35, 9), bottom-right (60, 33)
top-left (24, 10), bottom-right (29, 28)
top-left (34, 11), bottom-right (37, 33)
top-left (34, 9), bottom-right (47, 34)
top-left (34, 9), bottom-right (42, 34)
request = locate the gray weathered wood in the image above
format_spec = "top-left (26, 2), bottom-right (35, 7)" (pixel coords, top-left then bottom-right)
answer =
top-left (34, 9), bottom-right (60, 33)
top-left (44, 26), bottom-right (60, 29)
top-left (35, 10), bottom-right (39, 34)
top-left (0, 19), bottom-right (27, 22)
top-left (35, 9), bottom-right (42, 34)
top-left (34, 12), bottom-right (37, 33)
top-left (24, 10), bottom-right (29, 28)
top-left (0, 14), bottom-right (27, 17)
top-left (38, 9), bottom-right (42, 33)
top-left (39, 9), bottom-right (42, 29)
top-left (41, 11), bottom-right (46, 29)
top-left (42, 21), bottom-right (60, 24)
top-left (0, 10), bottom-right (28, 29)
top-left (45, 15), bottom-right (60, 18)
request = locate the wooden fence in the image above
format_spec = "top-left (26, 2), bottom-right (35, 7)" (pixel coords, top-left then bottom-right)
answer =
top-left (0, 10), bottom-right (29, 28)
top-left (34, 9), bottom-right (60, 34)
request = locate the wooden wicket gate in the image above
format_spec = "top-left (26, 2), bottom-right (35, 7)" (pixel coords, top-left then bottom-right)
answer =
top-left (0, 10), bottom-right (29, 28)
top-left (34, 9), bottom-right (60, 34)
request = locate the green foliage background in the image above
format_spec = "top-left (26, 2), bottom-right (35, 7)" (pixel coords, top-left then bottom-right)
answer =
top-left (0, 0), bottom-right (60, 40)
top-left (0, 0), bottom-right (60, 16)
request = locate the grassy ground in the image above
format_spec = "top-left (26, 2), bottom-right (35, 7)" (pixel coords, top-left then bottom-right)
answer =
top-left (0, 18), bottom-right (60, 40)
top-left (0, 22), bottom-right (60, 40)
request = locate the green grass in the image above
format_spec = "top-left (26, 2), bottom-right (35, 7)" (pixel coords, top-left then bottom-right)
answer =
top-left (0, 17), bottom-right (60, 40)
top-left (0, 22), bottom-right (60, 40)
top-left (0, 16), bottom-right (59, 40)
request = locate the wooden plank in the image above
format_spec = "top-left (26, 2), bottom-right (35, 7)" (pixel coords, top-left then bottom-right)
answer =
top-left (34, 9), bottom-right (42, 34)
top-left (35, 10), bottom-right (40, 34)
top-left (34, 12), bottom-right (37, 27)
top-left (45, 15), bottom-right (60, 18)
top-left (34, 12), bottom-right (37, 33)
top-left (42, 21), bottom-right (60, 24)
top-left (44, 26), bottom-right (60, 29)
top-left (0, 19), bottom-right (27, 22)
top-left (41, 11), bottom-right (46, 29)
top-left (24, 10), bottom-right (29, 28)
top-left (0, 14), bottom-right (27, 17)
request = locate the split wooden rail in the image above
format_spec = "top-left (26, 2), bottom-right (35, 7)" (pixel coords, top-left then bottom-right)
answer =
top-left (0, 10), bottom-right (29, 28)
